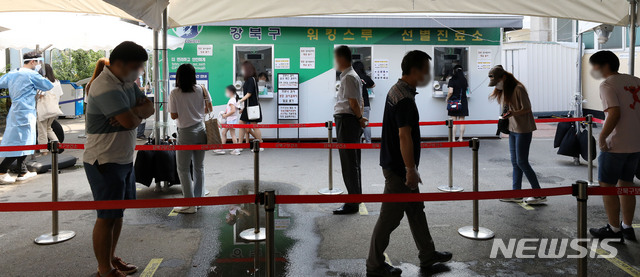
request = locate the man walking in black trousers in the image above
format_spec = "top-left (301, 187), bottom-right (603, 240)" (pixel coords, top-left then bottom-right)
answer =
top-left (333, 45), bottom-right (367, 215)
top-left (367, 50), bottom-right (452, 276)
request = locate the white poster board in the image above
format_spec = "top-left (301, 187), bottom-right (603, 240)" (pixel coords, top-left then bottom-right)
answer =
top-left (197, 44), bottom-right (213, 56)
top-left (278, 89), bottom-right (299, 104)
top-left (300, 47), bottom-right (315, 69)
top-left (278, 105), bottom-right (299, 120)
top-left (275, 58), bottom-right (290, 69)
top-left (277, 73), bottom-right (299, 89)
top-left (477, 49), bottom-right (492, 70)
top-left (373, 59), bottom-right (389, 80)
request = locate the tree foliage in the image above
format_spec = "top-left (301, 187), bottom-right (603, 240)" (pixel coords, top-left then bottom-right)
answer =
top-left (51, 49), bottom-right (106, 82)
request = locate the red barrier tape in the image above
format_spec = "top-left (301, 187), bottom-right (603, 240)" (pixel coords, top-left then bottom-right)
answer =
top-left (134, 143), bottom-right (251, 151)
top-left (219, 123), bottom-right (326, 129)
top-left (278, 187), bottom-right (573, 204)
top-left (0, 195), bottom-right (255, 212)
top-left (0, 187), bottom-right (573, 212)
top-left (592, 118), bottom-right (605, 124)
top-left (588, 186), bottom-right (640, 195)
top-left (0, 145), bottom-right (47, 151)
top-left (260, 141), bottom-right (468, 150)
top-left (218, 117), bottom-right (586, 129)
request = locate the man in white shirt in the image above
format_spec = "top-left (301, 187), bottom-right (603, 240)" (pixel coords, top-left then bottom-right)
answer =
top-left (333, 45), bottom-right (368, 215)
top-left (588, 50), bottom-right (640, 242)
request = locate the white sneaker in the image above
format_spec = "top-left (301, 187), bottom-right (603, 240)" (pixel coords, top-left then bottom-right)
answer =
top-left (231, 149), bottom-right (241, 156)
top-left (175, 206), bottom-right (197, 214)
top-left (16, 171), bottom-right (37, 181)
top-left (524, 197), bottom-right (547, 205)
top-left (213, 150), bottom-right (226, 155)
top-left (0, 174), bottom-right (16, 184)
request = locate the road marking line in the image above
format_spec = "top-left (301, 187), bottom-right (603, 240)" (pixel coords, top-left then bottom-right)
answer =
top-left (168, 209), bottom-right (179, 216)
top-left (136, 188), bottom-right (142, 191)
top-left (140, 258), bottom-right (163, 277)
top-left (383, 253), bottom-right (392, 266)
top-left (633, 224), bottom-right (640, 228)
top-left (596, 248), bottom-right (640, 277)
top-left (359, 203), bottom-right (369, 215)
top-left (518, 202), bottom-right (534, 210)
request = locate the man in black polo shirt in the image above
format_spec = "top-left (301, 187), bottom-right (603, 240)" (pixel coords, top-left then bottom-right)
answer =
top-left (366, 50), bottom-right (452, 276)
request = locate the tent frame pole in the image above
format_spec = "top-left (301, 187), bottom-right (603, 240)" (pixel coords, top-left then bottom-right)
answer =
top-left (153, 29), bottom-right (161, 142)
top-left (162, 8), bottom-right (169, 139)
top-left (630, 0), bottom-right (637, 75)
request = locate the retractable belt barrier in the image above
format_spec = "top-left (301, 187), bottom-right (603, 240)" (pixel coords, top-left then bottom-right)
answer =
top-left (218, 117), bottom-right (586, 129)
top-left (0, 186), bottom-right (637, 212)
top-left (0, 186), bottom-right (573, 212)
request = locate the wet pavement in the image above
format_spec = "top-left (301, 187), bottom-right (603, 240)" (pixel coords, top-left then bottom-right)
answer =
top-left (0, 118), bottom-right (639, 277)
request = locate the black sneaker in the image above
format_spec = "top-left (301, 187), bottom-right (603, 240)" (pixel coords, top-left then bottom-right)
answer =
top-left (420, 251), bottom-right (453, 268)
top-left (589, 224), bottom-right (624, 242)
top-left (367, 263), bottom-right (402, 277)
top-left (621, 223), bottom-right (637, 242)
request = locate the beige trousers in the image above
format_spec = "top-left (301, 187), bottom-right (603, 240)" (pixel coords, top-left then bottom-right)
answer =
top-left (37, 117), bottom-right (58, 145)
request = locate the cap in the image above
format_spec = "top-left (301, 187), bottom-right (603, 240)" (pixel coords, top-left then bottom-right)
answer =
top-left (488, 65), bottom-right (505, 87)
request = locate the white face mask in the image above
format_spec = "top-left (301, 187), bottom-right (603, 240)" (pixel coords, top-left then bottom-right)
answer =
top-left (123, 70), bottom-right (139, 83)
top-left (34, 64), bottom-right (42, 72)
top-left (416, 73), bottom-right (431, 88)
top-left (495, 80), bottom-right (504, 91)
top-left (590, 69), bottom-right (604, 80)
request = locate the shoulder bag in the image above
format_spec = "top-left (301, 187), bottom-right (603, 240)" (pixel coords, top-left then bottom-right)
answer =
top-left (247, 78), bottom-right (262, 121)
top-left (201, 85), bottom-right (222, 145)
top-left (446, 84), bottom-right (463, 112)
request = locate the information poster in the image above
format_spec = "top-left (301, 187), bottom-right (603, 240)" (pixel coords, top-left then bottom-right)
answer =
top-left (197, 44), bottom-right (213, 56)
top-left (278, 89), bottom-right (299, 104)
top-left (300, 47), bottom-right (315, 69)
top-left (373, 59), bottom-right (389, 80)
top-left (477, 49), bottom-right (492, 70)
top-left (278, 105), bottom-right (299, 120)
top-left (169, 72), bottom-right (209, 91)
top-left (277, 73), bottom-right (299, 89)
top-left (275, 58), bottom-right (290, 69)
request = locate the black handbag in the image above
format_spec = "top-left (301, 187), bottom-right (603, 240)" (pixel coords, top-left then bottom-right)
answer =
top-left (496, 106), bottom-right (510, 135)
top-left (578, 129), bottom-right (597, 161)
top-left (554, 121), bottom-right (573, 148)
top-left (557, 124), bottom-right (580, 157)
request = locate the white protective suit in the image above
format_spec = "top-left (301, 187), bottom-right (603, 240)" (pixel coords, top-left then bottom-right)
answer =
top-left (0, 67), bottom-right (53, 157)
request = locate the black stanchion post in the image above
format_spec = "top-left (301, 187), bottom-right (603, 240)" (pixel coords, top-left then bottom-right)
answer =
top-left (35, 141), bottom-right (75, 245)
top-left (458, 138), bottom-right (494, 240)
top-left (240, 140), bottom-right (266, 275)
top-left (264, 190), bottom-right (276, 277)
top-left (439, 119), bottom-right (463, 192)
top-left (573, 180), bottom-right (588, 276)
top-left (319, 121), bottom-right (343, 195)
top-left (586, 115), bottom-right (596, 187)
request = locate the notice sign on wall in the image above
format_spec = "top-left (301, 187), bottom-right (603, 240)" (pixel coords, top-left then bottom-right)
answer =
top-left (169, 72), bottom-right (209, 91)
top-left (373, 59), bottom-right (390, 80)
top-left (300, 47), bottom-right (315, 69)
top-left (277, 73), bottom-right (299, 89)
top-left (278, 105), bottom-right (299, 120)
top-left (275, 58), bottom-right (290, 69)
top-left (278, 89), bottom-right (299, 104)
top-left (477, 49), bottom-right (492, 70)
top-left (197, 44), bottom-right (213, 56)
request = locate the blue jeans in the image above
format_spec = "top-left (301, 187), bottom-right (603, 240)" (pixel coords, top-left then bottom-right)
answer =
top-left (509, 132), bottom-right (541, 190)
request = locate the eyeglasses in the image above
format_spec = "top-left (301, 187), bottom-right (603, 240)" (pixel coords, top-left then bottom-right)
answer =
top-left (488, 75), bottom-right (494, 78)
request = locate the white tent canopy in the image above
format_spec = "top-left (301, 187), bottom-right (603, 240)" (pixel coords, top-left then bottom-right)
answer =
top-left (0, 12), bottom-right (184, 50)
top-left (0, 0), bottom-right (636, 29)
